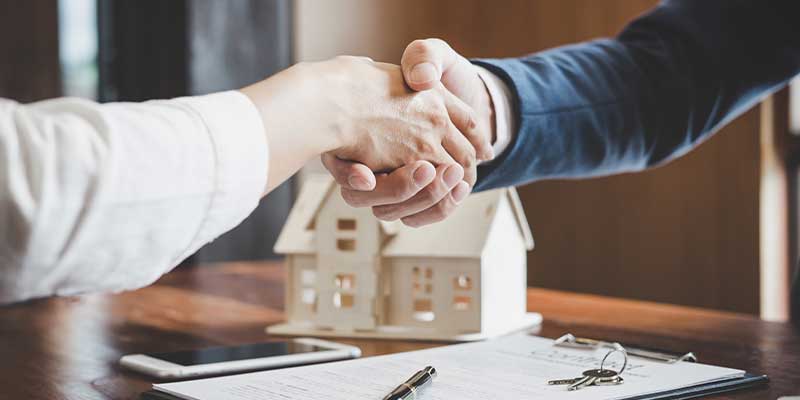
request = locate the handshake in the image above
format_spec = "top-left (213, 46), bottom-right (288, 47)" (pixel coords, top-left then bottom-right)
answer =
top-left (242, 39), bottom-right (494, 228)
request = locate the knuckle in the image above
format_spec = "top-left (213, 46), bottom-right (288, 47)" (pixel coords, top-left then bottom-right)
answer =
top-left (464, 175), bottom-right (476, 187)
top-left (421, 182), bottom-right (446, 203)
top-left (425, 209), bottom-right (447, 223)
top-left (409, 39), bottom-right (434, 54)
top-left (321, 158), bottom-right (334, 173)
top-left (461, 152), bottom-right (476, 169)
top-left (372, 206), bottom-right (396, 221)
top-left (430, 200), bottom-right (454, 221)
top-left (401, 216), bottom-right (424, 228)
top-left (327, 169), bottom-right (348, 186)
top-left (388, 183), bottom-right (412, 200)
top-left (340, 188), bottom-right (363, 207)
top-left (429, 38), bottom-right (448, 49)
top-left (332, 55), bottom-right (369, 68)
top-left (464, 169), bottom-right (477, 186)
top-left (429, 112), bottom-right (449, 130)
top-left (401, 218), bottom-right (417, 228)
top-left (415, 139), bottom-right (437, 157)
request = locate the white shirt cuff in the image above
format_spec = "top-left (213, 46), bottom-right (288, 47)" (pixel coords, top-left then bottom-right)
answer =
top-left (474, 65), bottom-right (516, 160)
top-left (174, 91), bottom-right (269, 261)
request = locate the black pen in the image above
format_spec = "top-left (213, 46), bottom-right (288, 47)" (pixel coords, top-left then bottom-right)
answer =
top-left (382, 366), bottom-right (437, 400)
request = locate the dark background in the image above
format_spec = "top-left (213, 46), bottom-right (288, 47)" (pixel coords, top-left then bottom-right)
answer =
top-left (1, 0), bottom-right (798, 320)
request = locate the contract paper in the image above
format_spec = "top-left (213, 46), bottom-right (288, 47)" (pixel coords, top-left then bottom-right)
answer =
top-left (154, 335), bottom-right (744, 400)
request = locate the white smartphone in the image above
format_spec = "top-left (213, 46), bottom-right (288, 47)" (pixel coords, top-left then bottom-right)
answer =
top-left (120, 337), bottom-right (361, 379)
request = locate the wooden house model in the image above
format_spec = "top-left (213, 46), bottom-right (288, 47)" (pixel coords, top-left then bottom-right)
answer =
top-left (268, 175), bottom-right (540, 341)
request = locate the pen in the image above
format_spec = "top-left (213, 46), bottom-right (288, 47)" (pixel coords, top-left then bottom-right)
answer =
top-left (382, 366), bottom-right (437, 400)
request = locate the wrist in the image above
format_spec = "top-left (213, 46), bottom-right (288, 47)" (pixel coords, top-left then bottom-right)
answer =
top-left (239, 62), bottom-right (348, 192)
top-left (474, 65), bottom-right (515, 161)
top-left (476, 74), bottom-right (496, 155)
top-left (241, 63), bottom-right (345, 158)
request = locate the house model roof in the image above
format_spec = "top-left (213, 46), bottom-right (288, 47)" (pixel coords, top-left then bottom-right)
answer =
top-left (274, 174), bottom-right (534, 258)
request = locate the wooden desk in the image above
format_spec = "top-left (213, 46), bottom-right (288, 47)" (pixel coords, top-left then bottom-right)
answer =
top-left (1, 262), bottom-right (797, 399)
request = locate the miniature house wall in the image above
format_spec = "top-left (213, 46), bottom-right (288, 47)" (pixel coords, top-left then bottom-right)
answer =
top-left (268, 175), bottom-right (540, 341)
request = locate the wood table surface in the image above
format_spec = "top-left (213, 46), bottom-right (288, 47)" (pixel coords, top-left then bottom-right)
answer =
top-left (0, 261), bottom-right (797, 399)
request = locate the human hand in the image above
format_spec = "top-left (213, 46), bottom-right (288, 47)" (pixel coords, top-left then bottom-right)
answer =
top-left (322, 57), bottom-right (482, 182)
top-left (323, 39), bottom-right (494, 226)
top-left (241, 55), bottom-right (482, 192)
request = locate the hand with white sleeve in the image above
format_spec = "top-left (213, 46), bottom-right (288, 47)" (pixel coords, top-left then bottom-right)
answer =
top-left (241, 55), bottom-right (491, 193)
top-left (323, 39), bottom-right (506, 227)
top-left (0, 54), bottom-right (490, 303)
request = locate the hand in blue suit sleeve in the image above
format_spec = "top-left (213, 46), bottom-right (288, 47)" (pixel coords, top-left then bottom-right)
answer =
top-left (473, 0), bottom-right (800, 191)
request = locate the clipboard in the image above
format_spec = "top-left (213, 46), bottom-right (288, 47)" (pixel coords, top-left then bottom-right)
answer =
top-left (139, 374), bottom-right (768, 400)
top-left (140, 335), bottom-right (769, 400)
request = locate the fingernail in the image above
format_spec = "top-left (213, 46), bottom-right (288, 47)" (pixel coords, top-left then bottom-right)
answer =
top-left (413, 163), bottom-right (435, 187)
top-left (443, 165), bottom-right (464, 187)
top-left (348, 175), bottom-right (370, 190)
top-left (409, 62), bottom-right (438, 84)
top-left (452, 181), bottom-right (470, 204)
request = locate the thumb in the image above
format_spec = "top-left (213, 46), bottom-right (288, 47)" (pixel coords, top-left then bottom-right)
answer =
top-left (321, 153), bottom-right (377, 191)
top-left (401, 38), bottom-right (458, 91)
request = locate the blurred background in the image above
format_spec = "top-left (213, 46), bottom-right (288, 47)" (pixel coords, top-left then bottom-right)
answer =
top-left (1, 0), bottom-right (798, 320)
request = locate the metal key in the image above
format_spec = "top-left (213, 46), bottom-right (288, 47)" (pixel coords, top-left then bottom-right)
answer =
top-left (548, 368), bottom-right (620, 390)
top-left (569, 369), bottom-right (620, 391)
top-left (595, 376), bottom-right (624, 386)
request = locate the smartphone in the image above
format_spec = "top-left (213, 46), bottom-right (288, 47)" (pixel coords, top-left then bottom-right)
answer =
top-left (120, 337), bottom-right (361, 379)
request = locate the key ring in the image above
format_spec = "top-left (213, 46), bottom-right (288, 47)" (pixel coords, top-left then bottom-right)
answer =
top-left (599, 343), bottom-right (628, 375)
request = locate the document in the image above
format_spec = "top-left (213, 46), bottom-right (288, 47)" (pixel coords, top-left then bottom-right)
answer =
top-left (154, 335), bottom-right (744, 400)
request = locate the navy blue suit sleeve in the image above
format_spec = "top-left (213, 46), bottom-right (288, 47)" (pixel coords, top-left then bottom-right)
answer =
top-left (473, 0), bottom-right (800, 191)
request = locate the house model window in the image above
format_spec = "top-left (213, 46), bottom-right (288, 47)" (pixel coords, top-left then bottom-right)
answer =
top-left (300, 270), bottom-right (317, 310)
top-left (335, 274), bottom-right (355, 290)
top-left (412, 266), bottom-right (436, 322)
top-left (337, 238), bottom-right (355, 251)
top-left (301, 288), bottom-right (316, 306)
top-left (453, 295), bottom-right (471, 311)
top-left (452, 274), bottom-right (473, 311)
top-left (454, 275), bottom-right (472, 290)
top-left (333, 292), bottom-right (354, 308)
top-left (271, 175), bottom-right (537, 341)
top-left (337, 219), bottom-right (356, 230)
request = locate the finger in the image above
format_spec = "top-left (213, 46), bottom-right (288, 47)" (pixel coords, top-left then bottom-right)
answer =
top-left (341, 161), bottom-right (436, 208)
top-left (441, 88), bottom-right (494, 161)
top-left (401, 180), bottom-right (471, 227)
top-left (401, 38), bottom-right (458, 91)
top-left (321, 153), bottom-right (376, 191)
top-left (372, 164), bottom-right (463, 221)
top-left (442, 124), bottom-right (478, 187)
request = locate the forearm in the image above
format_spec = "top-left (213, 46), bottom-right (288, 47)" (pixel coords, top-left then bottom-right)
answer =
top-left (474, 0), bottom-right (800, 191)
top-left (241, 64), bottom-right (345, 193)
top-left (0, 92), bottom-right (267, 303)
top-left (0, 54), bottom-right (480, 302)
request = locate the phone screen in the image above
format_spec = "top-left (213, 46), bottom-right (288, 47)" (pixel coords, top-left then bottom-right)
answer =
top-left (146, 342), bottom-right (330, 366)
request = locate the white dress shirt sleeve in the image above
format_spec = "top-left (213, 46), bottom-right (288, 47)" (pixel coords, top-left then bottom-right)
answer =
top-left (474, 65), bottom-right (517, 159)
top-left (0, 91), bottom-right (268, 303)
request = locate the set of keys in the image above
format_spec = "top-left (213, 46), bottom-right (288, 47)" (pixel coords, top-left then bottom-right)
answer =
top-left (548, 343), bottom-right (628, 391)
top-left (548, 368), bottom-right (624, 390)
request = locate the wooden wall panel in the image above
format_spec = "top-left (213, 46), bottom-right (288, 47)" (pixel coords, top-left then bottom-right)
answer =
top-left (0, 0), bottom-right (61, 102)
top-left (295, 0), bottom-right (761, 313)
